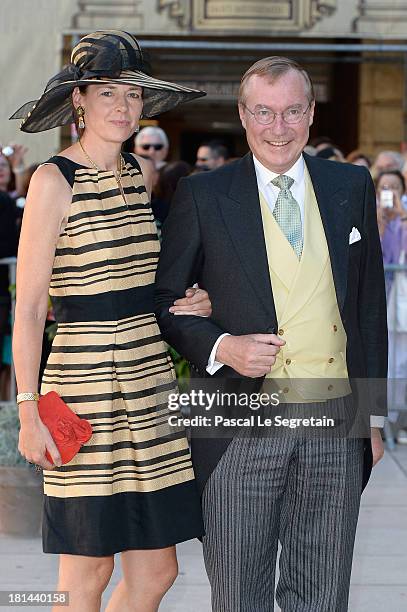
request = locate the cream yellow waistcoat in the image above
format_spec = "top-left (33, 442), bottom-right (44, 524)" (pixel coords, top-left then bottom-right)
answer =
top-left (260, 167), bottom-right (351, 402)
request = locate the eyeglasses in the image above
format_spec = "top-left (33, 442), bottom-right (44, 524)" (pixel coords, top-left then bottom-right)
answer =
top-left (140, 143), bottom-right (164, 151)
top-left (242, 102), bottom-right (312, 125)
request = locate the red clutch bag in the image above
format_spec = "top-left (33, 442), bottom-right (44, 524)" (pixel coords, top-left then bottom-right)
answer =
top-left (38, 391), bottom-right (93, 465)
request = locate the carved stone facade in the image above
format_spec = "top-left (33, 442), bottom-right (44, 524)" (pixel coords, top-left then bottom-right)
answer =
top-left (69, 0), bottom-right (407, 38)
top-left (72, 0), bottom-right (143, 30)
top-left (158, 0), bottom-right (190, 28)
top-left (354, 1), bottom-right (407, 37)
top-left (159, 0), bottom-right (338, 32)
top-left (71, 0), bottom-right (340, 34)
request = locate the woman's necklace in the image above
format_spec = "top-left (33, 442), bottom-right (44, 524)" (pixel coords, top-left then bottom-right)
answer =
top-left (78, 140), bottom-right (126, 203)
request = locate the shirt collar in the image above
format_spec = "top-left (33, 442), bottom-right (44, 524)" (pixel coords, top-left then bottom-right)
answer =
top-left (253, 154), bottom-right (305, 189)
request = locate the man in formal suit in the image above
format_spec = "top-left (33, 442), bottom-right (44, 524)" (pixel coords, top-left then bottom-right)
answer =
top-left (155, 57), bottom-right (387, 611)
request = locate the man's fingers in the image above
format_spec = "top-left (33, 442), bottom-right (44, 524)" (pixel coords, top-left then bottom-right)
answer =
top-left (248, 344), bottom-right (282, 358)
top-left (184, 288), bottom-right (197, 297)
top-left (251, 333), bottom-right (285, 346)
top-left (251, 353), bottom-right (279, 364)
top-left (185, 290), bottom-right (210, 304)
top-left (173, 293), bottom-right (207, 307)
top-left (170, 303), bottom-right (205, 312)
top-left (174, 311), bottom-right (209, 317)
top-left (171, 298), bottom-right (201, 308)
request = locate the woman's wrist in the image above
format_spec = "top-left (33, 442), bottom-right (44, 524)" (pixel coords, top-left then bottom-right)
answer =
top-left (18, 401), bottom-right (40, 422)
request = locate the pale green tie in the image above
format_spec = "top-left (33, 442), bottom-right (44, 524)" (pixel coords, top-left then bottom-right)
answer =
top-left (271, 174), bottom-right (303, 258)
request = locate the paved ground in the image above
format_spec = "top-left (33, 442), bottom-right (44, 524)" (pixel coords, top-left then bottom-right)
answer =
top-left (1, 446), bottom-right (406, 611)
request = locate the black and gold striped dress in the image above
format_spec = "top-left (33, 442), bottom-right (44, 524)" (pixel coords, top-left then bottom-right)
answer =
top-left (40, 153), bottom-right (204, 556)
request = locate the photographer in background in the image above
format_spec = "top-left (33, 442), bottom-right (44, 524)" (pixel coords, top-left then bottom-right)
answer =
top-left (376, 170), bottom-right (406, 255)
top-left (0, 144), bottom-right (28, 199)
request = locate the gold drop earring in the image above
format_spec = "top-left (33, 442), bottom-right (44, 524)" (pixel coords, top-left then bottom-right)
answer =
top-left (76, 106), bottom-right (85, 129)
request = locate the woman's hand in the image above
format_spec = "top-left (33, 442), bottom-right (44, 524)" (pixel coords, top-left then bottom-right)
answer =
top-left (8, 143), bottom-right (28, 172)
top-left (377, 192), bottom-right (403, 237)
top-left (169, 286), bottom-right (212, 317)
top-left (371, 427), bottom-right (384, 467)
top-left (18, 407), bottom-right (62, 470)
top-left (379, 191), bottom-right (404, 224)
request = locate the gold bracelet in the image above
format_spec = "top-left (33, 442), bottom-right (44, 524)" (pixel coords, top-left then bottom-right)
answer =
top-left (17, 392), bottom-right (40, 405)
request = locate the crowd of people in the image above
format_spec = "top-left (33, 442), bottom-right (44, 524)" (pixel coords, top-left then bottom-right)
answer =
top-left (2, 130), bottom-right (407, 432)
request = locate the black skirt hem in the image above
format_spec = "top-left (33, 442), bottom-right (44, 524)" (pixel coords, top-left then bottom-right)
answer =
top-left (42, 530), bottom-right (204, 557)
top-left (42, 480), bottom-right (204, 557)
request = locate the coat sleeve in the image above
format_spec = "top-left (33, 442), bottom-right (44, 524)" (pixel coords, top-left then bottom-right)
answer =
top-left (358, 168), bottom-right (388, 414)
top-left (154, 176), bottom-right (225, 372)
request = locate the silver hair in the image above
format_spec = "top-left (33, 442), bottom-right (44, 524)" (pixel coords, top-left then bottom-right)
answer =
top-left (374, 150), bottom-right (404, 171)
top-left (135, 126), bottom-right (169, 148)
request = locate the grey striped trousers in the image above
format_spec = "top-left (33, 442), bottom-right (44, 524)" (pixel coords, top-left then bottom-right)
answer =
top-left (201, 399), bottom-right (364, 612)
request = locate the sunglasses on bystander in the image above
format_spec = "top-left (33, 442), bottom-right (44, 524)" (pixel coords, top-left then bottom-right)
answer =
top-left (140, 143), bottom-right (164, 151)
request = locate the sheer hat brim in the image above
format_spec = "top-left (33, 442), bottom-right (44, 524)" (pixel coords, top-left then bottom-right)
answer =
top-left (10, 71), bottom-right (205, 133)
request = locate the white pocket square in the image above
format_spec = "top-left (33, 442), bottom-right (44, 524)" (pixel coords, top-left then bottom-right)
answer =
top-left (349, 227), bottom-right (361, 245)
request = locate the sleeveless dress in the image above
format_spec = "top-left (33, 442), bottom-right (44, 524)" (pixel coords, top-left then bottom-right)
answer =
top-left (40, 153), bottom-right (204, 556)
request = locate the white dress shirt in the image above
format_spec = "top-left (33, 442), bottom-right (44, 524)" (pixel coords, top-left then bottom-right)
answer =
top-left (204, 155), bottom-right (384, 427)
top-left (253, 153), bottom-right (305, 234)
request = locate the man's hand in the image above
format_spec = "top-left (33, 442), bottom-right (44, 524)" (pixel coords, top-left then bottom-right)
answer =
top-left (169, 287), bottom-right (212, 317)
top-left (371, 427), bottom-right (385, 467)
top-left (215, 334), bottom-right (285, 377)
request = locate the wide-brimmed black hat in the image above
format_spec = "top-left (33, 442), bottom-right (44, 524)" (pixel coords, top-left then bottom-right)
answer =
top-left (10, 30), bottom-right (206, 133)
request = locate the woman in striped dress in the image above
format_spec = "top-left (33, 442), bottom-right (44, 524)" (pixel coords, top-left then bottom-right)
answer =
top-left (12, 31), bottom-right (208, 611)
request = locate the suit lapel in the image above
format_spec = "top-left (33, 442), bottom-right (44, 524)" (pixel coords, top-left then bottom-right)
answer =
top-left (303, 153), bottom-right (350, 313)
top-left (218, 153), bottom-right (277, 323)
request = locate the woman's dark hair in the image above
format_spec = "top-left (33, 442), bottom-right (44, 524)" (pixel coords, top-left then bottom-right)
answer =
top-left (154, 161), bottom-right (191, 203)
top-left (375, 169), bottom-right (406, 193)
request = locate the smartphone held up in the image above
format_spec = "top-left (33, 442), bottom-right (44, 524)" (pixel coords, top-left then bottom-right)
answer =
top-left (380, 188), bottom-right (394, 209)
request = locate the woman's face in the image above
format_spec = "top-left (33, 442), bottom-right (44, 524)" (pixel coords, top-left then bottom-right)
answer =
top-left (73, 83), bottom-right (143, 143)
top-left (0, 154), bottom-right (11, 191)
top-left (377, 173), bottom-right (404, 199)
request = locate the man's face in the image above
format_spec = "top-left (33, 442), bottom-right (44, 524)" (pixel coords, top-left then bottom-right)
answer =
top-left (135, 134), bottom-right (168, 163)
top-left (196, 146), bottom-right (222, 170)
top-left (374, 153), bottom-right (399, 175)
top-left (238, 71), bottom-right (315, 174)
